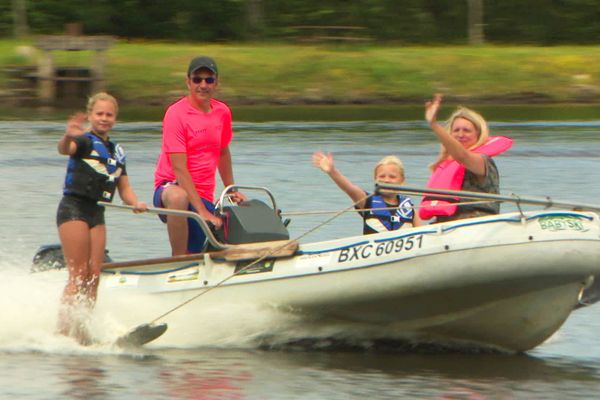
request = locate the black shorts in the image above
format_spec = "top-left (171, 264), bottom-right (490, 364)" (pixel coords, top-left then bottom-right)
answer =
top-left (56, 195), bottom-right (105, 228)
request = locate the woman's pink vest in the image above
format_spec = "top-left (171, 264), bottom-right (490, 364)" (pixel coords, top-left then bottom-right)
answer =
top-left (419, 136), bottom-right (513, 220)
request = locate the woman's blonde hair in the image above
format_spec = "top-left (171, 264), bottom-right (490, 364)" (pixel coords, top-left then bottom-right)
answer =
top-left (429, 106), bottom-right (489, 171)
top-left (86, 92), bottom-right (119, 115)
top-left (374, 155), bottom-right (405, 180)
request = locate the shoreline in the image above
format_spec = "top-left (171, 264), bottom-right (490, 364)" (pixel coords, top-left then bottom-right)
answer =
top-left (2, 101), bottom-right (599, 123)
top-left (3, 41), bottom-right (600, 112)
top-left (123, 90), bottom-right (599, 108)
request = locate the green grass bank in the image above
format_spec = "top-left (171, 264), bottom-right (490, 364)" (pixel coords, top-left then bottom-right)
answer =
top-left (2, 39), bottom-right (600, 116)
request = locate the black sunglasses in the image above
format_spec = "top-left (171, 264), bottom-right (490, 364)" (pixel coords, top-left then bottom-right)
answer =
top-left (191, 76), bottom-right (216, 84)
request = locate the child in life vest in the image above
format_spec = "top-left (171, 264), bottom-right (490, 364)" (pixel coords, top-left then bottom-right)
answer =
top-left (56, 92), bottom-right (147, 344)
top-left (312, 152), bottom-right (422, 234)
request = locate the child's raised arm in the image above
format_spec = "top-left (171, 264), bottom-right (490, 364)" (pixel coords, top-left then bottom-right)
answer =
top-left (312, 151), bottom-right (368, 209)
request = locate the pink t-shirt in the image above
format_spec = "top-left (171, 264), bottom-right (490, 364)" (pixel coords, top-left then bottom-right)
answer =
top-left (154, 97), bottom-right (233, 202)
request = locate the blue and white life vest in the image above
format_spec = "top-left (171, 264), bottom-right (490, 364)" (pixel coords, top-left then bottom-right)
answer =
top-left (63, 132), bottom-right (125, 202)
top-left (363, 194), bottom-right (414, 234)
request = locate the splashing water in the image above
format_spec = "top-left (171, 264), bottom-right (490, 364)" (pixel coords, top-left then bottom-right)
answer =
top-left (0, 247), bottom-right (68, 350)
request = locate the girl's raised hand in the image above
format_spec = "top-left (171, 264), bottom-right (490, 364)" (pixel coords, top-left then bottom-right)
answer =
top-left (312, 151), bottom-right (334, 174)
top-left (65, 112), bottom-right (87, 138)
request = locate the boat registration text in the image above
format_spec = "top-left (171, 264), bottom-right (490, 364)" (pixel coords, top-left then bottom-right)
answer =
top-left (338, 235), bottom-right (424, 263)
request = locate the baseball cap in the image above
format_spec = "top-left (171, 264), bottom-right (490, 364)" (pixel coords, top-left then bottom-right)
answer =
top-left (187, 56), bottom-right (218, 76)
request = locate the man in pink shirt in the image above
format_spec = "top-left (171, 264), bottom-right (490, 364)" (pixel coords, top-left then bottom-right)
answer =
top-left (153, 56), bottom-right (244, 255)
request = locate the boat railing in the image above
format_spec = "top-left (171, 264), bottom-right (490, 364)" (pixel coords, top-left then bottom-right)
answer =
top-left (100, 185), bottom-right (285, 252)
top-left (375, 183), bottom-right (600, 213)
top-left (98, 202), bottom-right (231, 250)
top-left (217, 184), bottom-right (279, 214)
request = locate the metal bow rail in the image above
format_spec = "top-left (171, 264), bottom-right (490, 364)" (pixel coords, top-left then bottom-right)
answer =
top-left (375, 183), bottom-right (600, 213)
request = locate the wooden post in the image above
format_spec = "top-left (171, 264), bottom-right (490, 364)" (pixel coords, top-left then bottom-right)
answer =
top-left (91, 49), bottom-right (107, 93)
top-left (37, 49), bottom-right (55, 104)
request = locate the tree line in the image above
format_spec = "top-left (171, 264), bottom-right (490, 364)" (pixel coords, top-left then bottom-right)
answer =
top-left (2, 0), bottom-right (600, 44)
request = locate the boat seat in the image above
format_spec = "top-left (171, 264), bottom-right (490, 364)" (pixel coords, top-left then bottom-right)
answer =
top-left (209, 239), bottom-right (299, 262)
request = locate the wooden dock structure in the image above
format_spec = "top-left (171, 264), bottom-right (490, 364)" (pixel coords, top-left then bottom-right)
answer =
top-left (35, 35), bottom-right (114, 104)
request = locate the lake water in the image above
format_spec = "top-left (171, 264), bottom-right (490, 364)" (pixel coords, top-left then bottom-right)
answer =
top-left (1, 116), bottom-right (600, 399)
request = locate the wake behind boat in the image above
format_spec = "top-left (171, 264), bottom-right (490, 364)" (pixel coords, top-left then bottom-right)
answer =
top-left (79, 185), bottom-right (600, 353)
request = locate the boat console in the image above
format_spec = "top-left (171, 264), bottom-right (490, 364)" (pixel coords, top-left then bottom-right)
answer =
top-left (215, 198), bottom-right (290, 245)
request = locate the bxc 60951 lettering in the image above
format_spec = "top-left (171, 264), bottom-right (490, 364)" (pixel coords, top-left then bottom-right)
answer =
top-left (338, 235), bottom-right (424, 263)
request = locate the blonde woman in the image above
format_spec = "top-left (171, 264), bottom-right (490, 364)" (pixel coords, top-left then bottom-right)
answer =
top-left (313, 152), bottom-right (422, 234)
top-left (56, 92), bottom-right (146, 343)
top-left (420, 93), bottom-right (512, 222)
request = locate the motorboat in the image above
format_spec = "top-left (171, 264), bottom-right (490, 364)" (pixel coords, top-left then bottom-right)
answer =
top-left (68, 184), bottom-right (600, 353)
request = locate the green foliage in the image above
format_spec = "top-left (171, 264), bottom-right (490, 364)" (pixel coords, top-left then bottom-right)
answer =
top-left (0, 1), bottom-right (12, 36)
top-left (485, 0), bottom-right (600, 44)
top-left (2, 0), bottom-right (246, 40)
top-left (1, 0), bottom-right (600, 44)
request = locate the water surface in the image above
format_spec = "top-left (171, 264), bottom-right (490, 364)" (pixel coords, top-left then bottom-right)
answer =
top-left (1, 118), bottom-right (600, 399)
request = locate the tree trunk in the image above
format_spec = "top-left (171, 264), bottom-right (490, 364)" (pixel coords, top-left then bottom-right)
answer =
top-left (468, 0), bottom-right (484, 45)
top-left (12, 0), bottom-right (28, 38)
top-left (246, 0), bottom-right (264, 40)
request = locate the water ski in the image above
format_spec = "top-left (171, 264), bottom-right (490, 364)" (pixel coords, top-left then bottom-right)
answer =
top-left (115, 323), bottom-right (168, 348)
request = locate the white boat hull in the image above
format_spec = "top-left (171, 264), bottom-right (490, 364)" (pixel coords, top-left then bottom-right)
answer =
top-left (97, 210), bottom-right (600, 352)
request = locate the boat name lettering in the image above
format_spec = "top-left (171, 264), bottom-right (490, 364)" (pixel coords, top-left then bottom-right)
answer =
top-left (538, 216), bottom-right (586, 232)
top-left (338, 235), bottom-right (423, 263)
